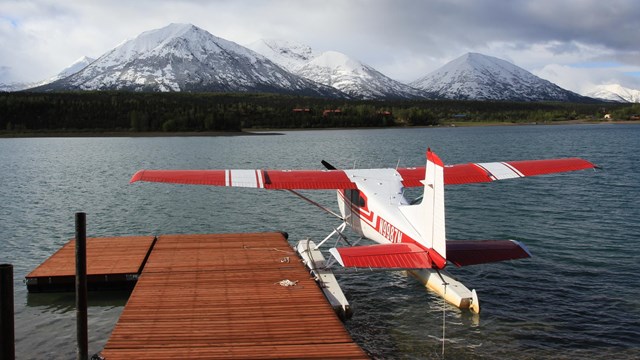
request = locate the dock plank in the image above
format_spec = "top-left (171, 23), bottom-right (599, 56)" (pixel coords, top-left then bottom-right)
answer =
top-left (100, 233), bottom-right (368, 359)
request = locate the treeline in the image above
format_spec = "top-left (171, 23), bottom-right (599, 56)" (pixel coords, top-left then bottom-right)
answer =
top-left (0, 91), bottom-right (631, 134)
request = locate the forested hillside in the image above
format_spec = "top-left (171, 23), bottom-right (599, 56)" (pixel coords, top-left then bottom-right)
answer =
top-left (0, 92), bottom-right (631, 135)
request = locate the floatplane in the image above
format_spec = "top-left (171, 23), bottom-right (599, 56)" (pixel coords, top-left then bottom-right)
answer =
top-left (130, 149), bottom-right (596, 317)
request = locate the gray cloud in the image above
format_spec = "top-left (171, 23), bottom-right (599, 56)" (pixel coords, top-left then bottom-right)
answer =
top-left (353, 0), bottom-right (640, 57)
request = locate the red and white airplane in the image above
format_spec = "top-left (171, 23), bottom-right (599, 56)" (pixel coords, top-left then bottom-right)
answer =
top-left (130, 149), bottom-right (596, 313)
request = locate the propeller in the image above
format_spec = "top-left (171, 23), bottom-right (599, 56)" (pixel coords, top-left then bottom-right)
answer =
top-left (321, 160), bottom-right (337, 170)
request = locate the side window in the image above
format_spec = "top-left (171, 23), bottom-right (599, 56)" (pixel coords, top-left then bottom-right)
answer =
top-left (349, 190), bottom-right (366, 207)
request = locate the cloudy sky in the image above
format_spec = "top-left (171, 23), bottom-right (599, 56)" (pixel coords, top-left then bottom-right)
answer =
top-left (2, 0), bottom-right (639, 94)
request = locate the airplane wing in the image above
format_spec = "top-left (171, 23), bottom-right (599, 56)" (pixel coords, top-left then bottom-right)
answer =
top-left (131, 158), bottom-right (595, 189)
top-left (130, 169), bottom-right (357, 189)
top-left (398, 158), bottom-right (596, 186)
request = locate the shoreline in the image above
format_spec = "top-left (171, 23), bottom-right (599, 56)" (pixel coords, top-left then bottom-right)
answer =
top-left (1, 120), bottom-right (638, 138)
top-left (440, 119), bottom-right (640, 127)
top-left (0, 130), bottom-right (285, 138)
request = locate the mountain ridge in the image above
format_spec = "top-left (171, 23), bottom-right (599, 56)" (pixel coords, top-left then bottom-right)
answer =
top-left (585, 84), bottom-right (640, 103)
top-left (34, 23), bottom-right (345, 97)
top-left (12, 23), bottom-right (627, 102)
top-left (247, 40), bottom-right (425, 99)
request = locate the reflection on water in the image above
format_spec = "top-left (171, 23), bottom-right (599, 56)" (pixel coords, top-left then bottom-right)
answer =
top-left (1, 125), bottom-right (640, 359)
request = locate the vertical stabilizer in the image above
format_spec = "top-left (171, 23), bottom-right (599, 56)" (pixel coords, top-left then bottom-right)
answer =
top-left (400, 149), bottom-right (447, 265)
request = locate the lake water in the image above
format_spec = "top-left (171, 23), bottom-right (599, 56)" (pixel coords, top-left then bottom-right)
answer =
top-left (1, 124), bottom-right (639, 359)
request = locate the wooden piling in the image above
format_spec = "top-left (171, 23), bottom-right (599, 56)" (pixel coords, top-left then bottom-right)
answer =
top-left (0, 263), bottom-right (15, 360)
top-left (75, 212), bottom-right (88, 360)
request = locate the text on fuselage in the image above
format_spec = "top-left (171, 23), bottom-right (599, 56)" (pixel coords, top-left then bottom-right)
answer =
top-left (379, 218), bottom-right (403, 243)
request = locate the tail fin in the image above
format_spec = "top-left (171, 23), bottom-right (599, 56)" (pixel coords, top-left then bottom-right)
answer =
top-left (400, 149), bottom-right (447, 267)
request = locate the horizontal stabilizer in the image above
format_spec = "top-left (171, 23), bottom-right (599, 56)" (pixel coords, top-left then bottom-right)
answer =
top-left (446, 240), bottom-right (531, 267)
top-left (329, 243), bottom-right (433, 269)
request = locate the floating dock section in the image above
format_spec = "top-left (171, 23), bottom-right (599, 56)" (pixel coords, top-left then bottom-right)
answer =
top-left (27, 232), bottom-right (368, 359)
top-left (26, 236), bottom-right (156, 292)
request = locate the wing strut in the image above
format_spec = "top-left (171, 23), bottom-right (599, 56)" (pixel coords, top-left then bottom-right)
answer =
top-left (315, 222), bottom-right (348, 250)
top-left (286, 190), bottom-right (344, 220)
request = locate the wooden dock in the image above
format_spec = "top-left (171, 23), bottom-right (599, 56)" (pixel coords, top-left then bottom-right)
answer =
top-left (26, 236), bottom-right (156, 292)
top-left (27, 232), bottom-right (368, 359)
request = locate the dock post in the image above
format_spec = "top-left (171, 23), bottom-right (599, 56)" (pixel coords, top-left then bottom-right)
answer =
top-left (0, 263), bottom-right (15, 360)
top-left (75, 213), bottom-right (88, 360)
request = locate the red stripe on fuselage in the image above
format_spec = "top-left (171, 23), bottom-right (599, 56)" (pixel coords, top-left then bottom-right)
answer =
top-left (338, 190), bottom-right (375, 223)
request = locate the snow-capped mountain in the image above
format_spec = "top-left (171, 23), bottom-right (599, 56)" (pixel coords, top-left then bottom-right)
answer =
top-left (248, 39), bottom-right (424, 100)
top-left (411, 53), bottom-right (588, 102)
top-left (19, 23), bottom-right (607, 102)
top-left (246, 39), bottom-right (317, 72)
top-left (35, 23), bottom-right (343, 97)
top-left (585, 84), bottom-right (640, 103)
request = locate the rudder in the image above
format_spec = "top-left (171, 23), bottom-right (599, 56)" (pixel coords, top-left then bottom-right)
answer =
top-left (399, 149), bottom-right (447, 267)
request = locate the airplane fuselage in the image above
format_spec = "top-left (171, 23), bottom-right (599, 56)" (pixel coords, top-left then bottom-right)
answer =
top-left (336, 169), bottom-right (423, 248)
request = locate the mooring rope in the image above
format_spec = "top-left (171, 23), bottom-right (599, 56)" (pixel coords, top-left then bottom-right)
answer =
top-left (435, 269), bottom-right (448, 358)
top-left (442, 280), bottom-right (447, 357)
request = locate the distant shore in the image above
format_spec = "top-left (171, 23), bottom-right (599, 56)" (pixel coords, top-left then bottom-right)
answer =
top-left (249, 119), bottom-right (640, 132)
top-left (439, 119), bottom-right (640, 127)
top-left (1, 120), bottom-right (638, 138)
top-left (0, 130), bottom-right (284, 138)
